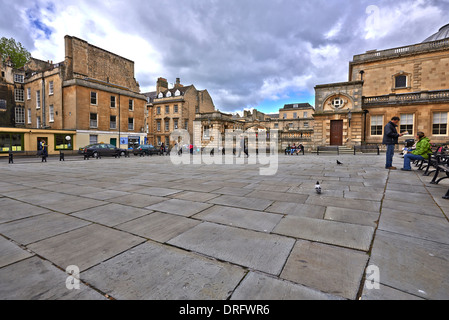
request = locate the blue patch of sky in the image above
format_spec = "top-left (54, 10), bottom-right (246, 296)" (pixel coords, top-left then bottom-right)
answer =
top-left (251, 91), bottom-right (315, 114)
top-left (26, 4), bottom-right (53, 39)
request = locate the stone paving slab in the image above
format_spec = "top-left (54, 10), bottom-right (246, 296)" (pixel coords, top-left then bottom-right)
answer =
top-left (71, 203), bottom-right (152, 227)
top-left (273, 215), bottom-right (374, 251)
top-left (134, 187), bottom-right (182, 197)
top-left (0, 198), bottom-right (50, 224)
top-left (378, 208), bottom-right (449, 245)
top-left (169, 191), bottom-right (221, 202)
top-left (109, 194), bottom-right (166, 208)
top-left (245, 190), bottom-right (309, 203)
top-left (28, 224), bottom-right (145, 272)
top-left (145, 199), bottom-right (213, 217)
top-left (230, 272), bottom-right (343, 300)
top-left (0, 212), bottom-right (91, 245)
top-left (82, 241), bottom-right (246, 300)
top-left (208, 195), bottom-right (274, 211)
top-left (0, 256), bottom-right (106, 300)
top-left (280, 240), bottom-right (369, 300)
top-left (168, 222), bottom-right (295, 276)
top-left (116, 212), bottom-right (202, 243)
top-left (324, 206), bottom-right (380, 227)
top-left (306, 195), bottom-right (381, 213)
top-left (0, 237), bottom-right (34, 268)
top-left (265, 201), bottom-right (325, 219)
top-left (381, 199), bottom-right (444, 217)
top-left (361, 284), bottom-right (424, 300)
top-left (193, 205), bottom-right (283, 232)
top-left (366, 230), bottom-right (449, 300)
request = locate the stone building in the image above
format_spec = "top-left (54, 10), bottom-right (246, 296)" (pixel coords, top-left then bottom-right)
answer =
top-left (145, 77), bottom-right (215, 147)
top-left (0, 35), bottom-right (147, 155)
top-left (313, 23), bottom-right (449, 149)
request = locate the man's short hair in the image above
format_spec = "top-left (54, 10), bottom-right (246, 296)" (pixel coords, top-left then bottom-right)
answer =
top-left (391, 117), bottom-right (400, 121)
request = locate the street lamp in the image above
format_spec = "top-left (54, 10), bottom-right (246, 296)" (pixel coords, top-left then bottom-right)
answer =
top-left (348, 109), bottom-right (352, 128)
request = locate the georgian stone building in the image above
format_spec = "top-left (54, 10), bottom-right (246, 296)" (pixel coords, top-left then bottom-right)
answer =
top-left (313, 23), bottom-right (449, 149)
top-left (145, 77), bottom-right (216, 147)
top-left (0, 36), bottom-right (148, 155)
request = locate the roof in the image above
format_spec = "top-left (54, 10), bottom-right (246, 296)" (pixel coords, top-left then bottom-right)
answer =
top-left (422, 23), bottom-right (449, 43)
top-left (281, 103), bottom-right (314, 110)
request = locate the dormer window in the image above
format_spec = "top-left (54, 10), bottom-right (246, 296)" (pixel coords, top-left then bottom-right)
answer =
top-left (158, 92), bottom-right (164, 98)
top-left (175, 89), bottom-right (181, 97)
top-left (166, 91), bottom-right (172, 97)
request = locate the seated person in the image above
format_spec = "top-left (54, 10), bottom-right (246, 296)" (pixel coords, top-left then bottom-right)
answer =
top-left (401, 132), bottom-right (432, 171)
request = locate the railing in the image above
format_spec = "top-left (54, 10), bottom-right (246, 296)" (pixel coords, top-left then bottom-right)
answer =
top-left (363, 90), bottom-right (449, 106)
top-left (353, 38), bottom-right (449, 62)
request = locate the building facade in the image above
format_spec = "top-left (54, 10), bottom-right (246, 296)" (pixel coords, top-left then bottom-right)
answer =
top-left (0, 36), bottom-right (148, 155)
top-left (145, 77), bottom-right (215, 147)
top-left (314, 24), bottom-right (449, 149)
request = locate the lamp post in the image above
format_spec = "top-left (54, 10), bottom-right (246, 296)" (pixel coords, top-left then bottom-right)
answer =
top-left (348, 109), bottom-right (352, 128)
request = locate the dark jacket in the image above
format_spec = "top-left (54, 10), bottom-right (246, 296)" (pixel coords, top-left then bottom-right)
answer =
top-left (382, 121), bottom-right (400, 145)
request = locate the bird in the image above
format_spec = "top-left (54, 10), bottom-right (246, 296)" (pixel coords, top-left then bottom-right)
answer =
top-left (315, 181), bottom-right (322, 194)
top-left (337, 160), bottom-right (343, 165)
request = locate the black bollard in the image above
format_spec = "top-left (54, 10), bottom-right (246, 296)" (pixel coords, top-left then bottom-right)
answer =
top-left (60, 152), bottom-right (65, 161)
top-left (8, 153), bottom-right (13, 164)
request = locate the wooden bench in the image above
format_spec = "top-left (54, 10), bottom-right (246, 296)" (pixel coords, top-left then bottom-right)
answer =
top-left (354, 145), bottom-right (380, 155)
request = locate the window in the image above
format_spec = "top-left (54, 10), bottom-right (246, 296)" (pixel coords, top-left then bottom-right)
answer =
top-left (395, 75), bottom-right (407, 88)
top-left (174, 105), bottom-right (178, 113)
top-left (166, 91), bottom-right (172, 97)
top-left (165, 136), bottom-right (170, 146)
top-left (293, 104), bottom-right (298, 108)
top-left (91, 92), bottom-right (97, 105)
top-left (15, 107), bottom-right (25, 124)
top-left (49, 81), bottom-right (54, 95)
top-left (175, 90), bottom-right (181, 97)
top-left (165, 120), bottom-right (169, 131)
top-left (283, 114), bottom-right (287, 119)
top-left (274, 123), bottom-right (279, 129)
top-left (0, 133), bottom-right (24, 153)
top-left (157, 136), bottom-right (161, 145)
top-left (0, 99), bottom-right (6, 110)
top-left (110, 116), bottom-right (117, 129)
top-left (156, 106), bottom-right (161, 115)
top-left (36, 90), bottom-right (41, 109)
top-left (332, 97), bottom-right (344, 109)
top-left (400, 114), bottom-right (414, 135)
top-left (128, 118), bottom-right (134, 131)
top-left (14, 74), bottom-right (24, 83)
top-left (185, 120), bottom-right (189, 130)
top-left (55, 134), bottom-right (73, 150)
top-left (36, 116), bottom-right (41, 128)
top-left (304, 122), bottom-right (309, 128)
top-left (90, 113), bottom-right (98, 128)
top-left (174, 119), bottom-right (178, 129)
top-left (27, 108), bottom-right (31, 124)
top-left (293, 112), bottom-right (297, 119)
top-left (165, 105), bottom-right (169, 114)
top-left (129, 99), bottom-right (134, 111)
top-left (111, 96), bottom-right (116, 108)
top-left (370, 115), bottom-right (383, 136)
top-left (158, 92), bottom-right (164, 98)
top-left (304, 112), bottom-right (308, 118)
top-left (157, 121), bottom-right (161, 132)
top-left (49, 105), bottom-right (54, 122)
top-left (433, 112), bottom-right (448, 135)
top-left (15, 89), bottom-right (24, 102)
top-left (27, 88), bottom-right (31, 100)
top-left (89, 135), bottom-right (98, 145)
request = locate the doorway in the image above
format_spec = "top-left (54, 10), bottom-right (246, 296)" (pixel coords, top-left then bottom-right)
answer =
top-left (330, 120), bottom-right (343, 146)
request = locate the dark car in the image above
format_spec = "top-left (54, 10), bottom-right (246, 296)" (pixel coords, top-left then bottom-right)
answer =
top-left (79, 143), bottom-right (128, 158)
top-left (133, 144), bottom-right (161, 156)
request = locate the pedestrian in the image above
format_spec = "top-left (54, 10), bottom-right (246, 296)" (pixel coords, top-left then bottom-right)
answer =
top-left (41, 140), bottom-right (48, 162)
top-left (382, 116), bottom-right (405, 170)
top-left (37, 139), bottom-right (43, 156)
top-left (160, 142), bottom-right (165, 156)
top-left (401, 132), bottom-right (432, 171)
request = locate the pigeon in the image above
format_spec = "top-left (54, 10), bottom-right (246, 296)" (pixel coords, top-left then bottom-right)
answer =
top-left (337, 160), bottom-right (343, 165)
top-left (315, 181), bottom-right (322, 194)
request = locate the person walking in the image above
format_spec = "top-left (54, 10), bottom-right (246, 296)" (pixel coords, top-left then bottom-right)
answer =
top-left (382, 116), bottom-right (405, 170)
top-left (401, 132), bottom-right (432, 171)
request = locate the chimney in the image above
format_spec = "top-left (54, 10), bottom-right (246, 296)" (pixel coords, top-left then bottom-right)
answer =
top-left (174, 77), bottom-right (183, 88)
top-left (156, 77), bottom-right (168, 94)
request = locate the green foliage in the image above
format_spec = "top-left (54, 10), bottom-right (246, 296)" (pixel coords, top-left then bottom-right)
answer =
top-left (0, 37), bottom-right (31, 69)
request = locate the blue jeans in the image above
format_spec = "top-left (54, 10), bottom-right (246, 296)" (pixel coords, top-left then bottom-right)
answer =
top-left (385, 144), bottom-right (395, 168)
top-left (403, 153), bottom-right (424, 170)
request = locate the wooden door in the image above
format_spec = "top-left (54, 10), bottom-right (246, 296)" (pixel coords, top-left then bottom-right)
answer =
top-left (330, 120), bottom-right (343, 146)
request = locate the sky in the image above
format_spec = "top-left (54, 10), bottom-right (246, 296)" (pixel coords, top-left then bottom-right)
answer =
top-left (1, 0), bottom-right (448, 114)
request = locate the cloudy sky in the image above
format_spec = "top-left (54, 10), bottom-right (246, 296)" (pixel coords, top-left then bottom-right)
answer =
top-left (1, 0), bottom-right (448, 114)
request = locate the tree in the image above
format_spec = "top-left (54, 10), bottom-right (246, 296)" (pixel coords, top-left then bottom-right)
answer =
top-left (0, 37), bottom-right (31, 69)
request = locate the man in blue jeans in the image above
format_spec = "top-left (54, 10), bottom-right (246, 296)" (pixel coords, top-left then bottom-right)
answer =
top-left (382, 117), bottom-right (405, 170)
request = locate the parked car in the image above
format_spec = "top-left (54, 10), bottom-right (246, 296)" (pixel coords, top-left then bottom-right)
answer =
top-left (78, 143), bottom-right (129, 158)
top-left (133, 144), bottom-right (161, 156)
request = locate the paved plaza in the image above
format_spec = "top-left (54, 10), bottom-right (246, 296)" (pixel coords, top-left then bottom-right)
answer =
top-left (1, 153), bottom-right (449, 300)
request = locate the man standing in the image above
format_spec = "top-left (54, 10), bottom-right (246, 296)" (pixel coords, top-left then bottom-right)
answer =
top-left (382, 117), bottom-right (404, 170)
